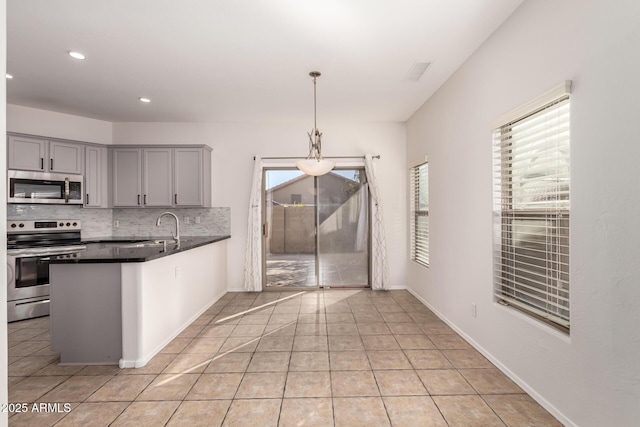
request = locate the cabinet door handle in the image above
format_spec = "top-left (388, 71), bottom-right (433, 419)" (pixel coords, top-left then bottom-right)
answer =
top-left (86, 194), bottom-right (89, 205)
top-left (50, 158), bottom-right (54, 170)
top-left (144, 194), bottom-right (147, 205)
top-left (40, 158), bottom-right (44, 170)
top-left (174, 194), bottom-right (178, 204)
top-left (138, 195), bottom-right (141, 205)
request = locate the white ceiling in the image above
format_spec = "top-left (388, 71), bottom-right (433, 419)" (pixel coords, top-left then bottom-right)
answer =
top-left (7, 0), bottom-right (523, 123)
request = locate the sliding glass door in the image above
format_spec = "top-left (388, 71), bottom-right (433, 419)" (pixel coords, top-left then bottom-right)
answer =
top-left (263, 169), bottom-right (317, 287)
top-left (317, 169), bottom-right (369, 287)
top-left (263, 168), bottom-right (369, 289)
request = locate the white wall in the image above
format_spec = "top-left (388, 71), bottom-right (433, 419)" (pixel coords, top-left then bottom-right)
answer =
top-left (114, 121), bottom-right (407, 291)
top-left (7, 104), bottom-right (112, 144)
top-left (1, 1), bottom-right (8, 425)
top-left (406, 0), bottom-right (640, 425)
top-left (122, 240), bottom-right (228, 367)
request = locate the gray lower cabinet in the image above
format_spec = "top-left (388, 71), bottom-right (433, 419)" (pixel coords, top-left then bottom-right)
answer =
top-left (8, 135), bottom-right (84, 174)
top-left (112, 145), bottom-right (211, 208)
top-left (50, 263), bottom-right (122, 364)
top-left (84, 145), bottom-right (108, 208)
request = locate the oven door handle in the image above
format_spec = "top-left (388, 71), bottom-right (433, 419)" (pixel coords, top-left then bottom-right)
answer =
top-left (10, 253), bottom-right (49, 259)
top-left (9, 250), bottom-right (84, 258)
top-left (64, 177), bottom-right (70, 203)
top-left (14, 261), bottom-right (20, 283)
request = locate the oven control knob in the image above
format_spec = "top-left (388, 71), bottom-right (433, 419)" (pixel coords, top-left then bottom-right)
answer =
top-left (59, 222), bottom-right (64, 227)
top-left (18, 223), bottom-right (24, 228)
top-left (10, 223), bottom-right (16, 228)
top-left (66, 222), bottom-right (71, 226)
top-left (72, 222), bottom-right (78, 227)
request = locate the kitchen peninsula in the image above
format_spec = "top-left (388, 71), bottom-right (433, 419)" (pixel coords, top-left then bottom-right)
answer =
top-left (48, 235), bottom-right (230, 368)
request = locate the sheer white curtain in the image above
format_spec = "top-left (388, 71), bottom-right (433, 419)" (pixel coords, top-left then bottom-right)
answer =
top-left (243, 156), bottom-right (263, 292)
top-left (355, 183), bottom-right (369, 252)
top-left (364, 154), bottom-right (390, 290)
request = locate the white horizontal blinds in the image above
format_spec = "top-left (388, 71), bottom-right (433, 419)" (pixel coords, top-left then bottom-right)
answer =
top-left (493, 95), bottom-right (570, 331)
top-left (410, 162), bottom-right (429, 267)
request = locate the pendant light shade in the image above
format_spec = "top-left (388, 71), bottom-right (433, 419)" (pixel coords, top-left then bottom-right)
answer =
top-left (297, 71), bottom-right (335, 176)
top-left (296, 158), bottom-right (336, 176)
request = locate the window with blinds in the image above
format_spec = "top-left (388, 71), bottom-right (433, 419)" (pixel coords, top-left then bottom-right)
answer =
top-left (493, 88), bottom-right (570, 332)
top-left (410, 161), bottom-right (429, 267)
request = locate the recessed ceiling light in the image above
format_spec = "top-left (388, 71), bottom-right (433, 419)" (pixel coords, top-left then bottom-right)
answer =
top-left (6, 73), bottom-right (13, 79)
top-left (138, 97), bottom-right (151, 103)
top-left (68, 51), bottom-right (86, 60)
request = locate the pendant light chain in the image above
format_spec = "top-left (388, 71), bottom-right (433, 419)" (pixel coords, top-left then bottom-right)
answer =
top-left (308, 71), bottom-right (323, 160)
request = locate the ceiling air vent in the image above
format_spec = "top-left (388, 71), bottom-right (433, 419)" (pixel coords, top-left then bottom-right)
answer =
top-left (403, 62), bottom-right (431, 82)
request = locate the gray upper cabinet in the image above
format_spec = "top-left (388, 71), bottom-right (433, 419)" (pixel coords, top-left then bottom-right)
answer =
top-left (8, 135), bottom-right (47, 171)
top-left (111, 145), bottom-right (211, 208)
top-left (49, 141), bottom-right (84, 174)
top-left (143, 148), bottom-right (173, 206)
top-left (84, 145), bottom-right (108, 208)
top-left (8, 135), bottom-right (212, 209)
top-left (112, 148), bottom-right (143, 207)
top-left (174, 147), bottom-right (211, 207)
top-left (8, 135), bottom-right (83, 174)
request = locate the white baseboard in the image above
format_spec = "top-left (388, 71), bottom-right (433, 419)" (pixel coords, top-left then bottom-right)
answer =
top-left (119, 288), bottom-right (228, 369)
top-left (405, 287), bottom-right (575, 427)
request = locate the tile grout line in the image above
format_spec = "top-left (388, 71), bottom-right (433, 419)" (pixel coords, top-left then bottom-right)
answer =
top-left (7, 289), bottom-right (558, 426)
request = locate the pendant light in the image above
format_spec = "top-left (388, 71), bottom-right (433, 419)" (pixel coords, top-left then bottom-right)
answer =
top-left (296, 71), bottom-right (335, 176)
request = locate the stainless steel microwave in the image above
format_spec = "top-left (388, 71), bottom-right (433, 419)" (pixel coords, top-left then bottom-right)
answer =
top-left (8, 170), bottom-right (84, 205)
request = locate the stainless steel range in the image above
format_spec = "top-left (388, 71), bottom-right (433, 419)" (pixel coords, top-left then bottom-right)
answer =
top-left (7, 220), bottom-right (85, 322)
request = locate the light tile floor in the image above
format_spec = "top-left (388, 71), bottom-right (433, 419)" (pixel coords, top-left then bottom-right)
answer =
top-left (6, 289), bottom-right (563, 426)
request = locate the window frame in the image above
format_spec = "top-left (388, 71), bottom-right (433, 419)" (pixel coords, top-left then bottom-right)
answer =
top-left (409, 159), bottom-right (429, 268)
top-left (493, 83), bottom-right (571, 333)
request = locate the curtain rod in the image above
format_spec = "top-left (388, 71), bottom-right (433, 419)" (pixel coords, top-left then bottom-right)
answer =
top-left (253, 155), bottom-right (380, 160)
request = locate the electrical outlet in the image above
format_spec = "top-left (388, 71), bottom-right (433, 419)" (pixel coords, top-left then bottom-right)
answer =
top-left (184, 216), bottom-right (190, 225)
top-left (471, 303), bottom-right (477, 318)
top-left (174, 266), bottom-right (180, 278)
top-left (114, 220), bottom-right (119, 228)
top-left (195, 216), bottom-right (201, 224)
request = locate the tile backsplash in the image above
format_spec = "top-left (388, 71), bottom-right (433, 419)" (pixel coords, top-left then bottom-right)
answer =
top-left (7, 205), bottom-right (230, 238)
top-left (112, 207), bottom-right (230, 237)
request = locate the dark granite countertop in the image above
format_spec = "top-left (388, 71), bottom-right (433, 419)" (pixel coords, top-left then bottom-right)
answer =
top-left (81, 236), bottom-right (161, 243)
top-left (50, 235), bottom-right (230, 264)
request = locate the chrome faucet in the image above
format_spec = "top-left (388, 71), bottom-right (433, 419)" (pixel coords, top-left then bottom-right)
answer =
top-left (156, 212), bottom-right (180, 243)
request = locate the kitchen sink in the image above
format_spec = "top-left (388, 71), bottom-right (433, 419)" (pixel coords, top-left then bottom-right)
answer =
top-left (120, 239), bottom-right (179, 249)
